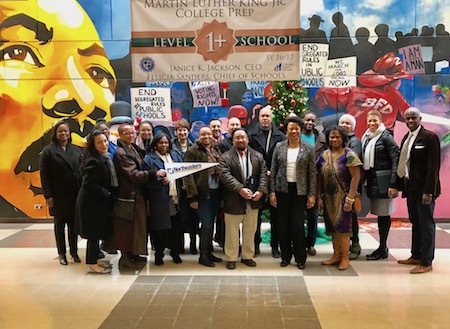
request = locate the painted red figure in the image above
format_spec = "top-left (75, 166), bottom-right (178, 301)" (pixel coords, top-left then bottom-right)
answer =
top-left (310, 52), bottom-right (413, 137)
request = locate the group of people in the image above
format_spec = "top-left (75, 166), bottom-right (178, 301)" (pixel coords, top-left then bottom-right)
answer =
top-left (39, 104), bottom-right (440, 275)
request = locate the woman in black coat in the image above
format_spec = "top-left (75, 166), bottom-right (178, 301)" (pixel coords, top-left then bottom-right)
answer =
top-left (361, 110), bottom-right (399, 260)
top-left (40, 120), bottom-right (82, 265)
top-left (143, 133), bottom-right (184, 266)
top-left (76, 130), bottom-right (116, 274)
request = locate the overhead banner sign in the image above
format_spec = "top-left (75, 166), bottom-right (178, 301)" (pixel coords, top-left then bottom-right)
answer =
top-left (130, 87), bottom-right (172, 126)
top-left (164, 162), bottom-right (219, 181)
top-left (130, 0), bottom-right (300, 82)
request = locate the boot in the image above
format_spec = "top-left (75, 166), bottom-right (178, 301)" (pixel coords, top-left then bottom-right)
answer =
top-left (199, 228), bottom-right (215, 267)
top-left (338, 236), bottom-right (350, 271)
top-left (349, 242), bottom-right (361, 260)
top-left (119, 251), bottom-right (141, 269)
top-left (321, 236), bottom-right (341, 265)
top-left (189, 232), bottom-right (197, 254)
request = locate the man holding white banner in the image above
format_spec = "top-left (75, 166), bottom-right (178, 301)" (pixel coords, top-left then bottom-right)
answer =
top-left (183, 126), bottom-right (223, 267)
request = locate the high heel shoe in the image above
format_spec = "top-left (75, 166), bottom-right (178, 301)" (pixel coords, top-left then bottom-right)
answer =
top-left (97, 261), bottom-right (112, 269)
top-left (71, 254), bottom-right (81, 263)
top-left (366, 248), bottom-right (389, 261)
top-left (88, 265), bottom-right (111, 274)
top-left (58, 254), bottom-right (68, 265)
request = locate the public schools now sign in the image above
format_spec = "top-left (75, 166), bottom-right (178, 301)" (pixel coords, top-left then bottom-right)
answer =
top-left (130, 0), bottom-right (300, 82)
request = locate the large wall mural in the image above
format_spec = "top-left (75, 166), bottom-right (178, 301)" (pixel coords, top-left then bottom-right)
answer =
top-left (0, 0), bottom-right (449, 219)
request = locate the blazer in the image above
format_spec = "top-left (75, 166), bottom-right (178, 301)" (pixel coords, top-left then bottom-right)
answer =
top-left (40, 142), bottom-right (81, 218)
top-left (142, 150), bottom-right (183, 231)
top-left (363, 129), bottom-right (399, 198)
top-left (75, 156), bottom-right (112, 239)
top-left (269, 140), bottom-right (317, 196)
top-left (219, 146), bottom-right (268, 214)
top-left (398, 126), bottom-right (441, 199)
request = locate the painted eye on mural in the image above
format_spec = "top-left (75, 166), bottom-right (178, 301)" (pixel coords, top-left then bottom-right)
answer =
top-left (0, 45), bottom-right (44, 67)
top-left (86, 67), bottom-right (115, 91)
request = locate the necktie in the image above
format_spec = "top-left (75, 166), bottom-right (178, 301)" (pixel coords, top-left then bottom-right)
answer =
top-left (397, 133), bottom-right (412, 178)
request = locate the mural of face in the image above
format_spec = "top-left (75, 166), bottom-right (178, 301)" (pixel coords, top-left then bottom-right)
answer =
top-left (0, 0), bottom-right (116, 217)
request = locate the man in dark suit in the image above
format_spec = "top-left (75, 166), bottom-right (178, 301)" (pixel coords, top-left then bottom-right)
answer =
top-left (219, 128), bottom-right (268, 269)
top-left (396, 107), bottom-right (441, 274)
top-left (249, 105), bottom-right (285, 258)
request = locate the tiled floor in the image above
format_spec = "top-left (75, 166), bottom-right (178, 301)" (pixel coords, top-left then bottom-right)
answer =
top-left (1, 221), bottom-right (450, 329)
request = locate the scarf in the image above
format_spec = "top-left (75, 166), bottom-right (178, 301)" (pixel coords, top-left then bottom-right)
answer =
top-left (102, 152), bottom-right (119, 187)
top-left (362, 123), bottom-right (386, 170)
top-left (155, 151), bottom-right (178, 204)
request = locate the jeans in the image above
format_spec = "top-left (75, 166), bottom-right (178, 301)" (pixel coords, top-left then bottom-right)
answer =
top-left (407, 197), bottom-right (436, 266)
top-left (197, 189), bottom-right (220, 230)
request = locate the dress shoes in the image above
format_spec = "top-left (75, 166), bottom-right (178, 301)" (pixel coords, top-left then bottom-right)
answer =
top-left (154, 257), bottom-right (164, 266)
top-left (58, 254), bottom-right (68, 266)
top-left (71, 254), bottom-right (81, 263)
top-left (366, 248), bottom-right (389, 261)
top-left (132, 255), bottom-right (147, 263)
top-left (241, 259), bottom-right (257, 267)
top-left (199, 255), bottom-right (215, 267)
top-left (280, 260), bottom-right (290, 267)
top-left (297, 263), bottom-right (306, 270)
top-left (170, 252), bottom-right (182, 264)
top-left (410, 265), bottom-right (432, 274)
top-left (397, 257), bottom-right (421, 265)
top-left (307, 247), bottom-right (317, 256)
top-left (88, 265), bottom-right (111, 274)
top-left (271, 248), bottom-right (281, 258)
top-left (208, 253), bottom-right (223, 262)
top-left (226, 261), bottom-right (236, 270)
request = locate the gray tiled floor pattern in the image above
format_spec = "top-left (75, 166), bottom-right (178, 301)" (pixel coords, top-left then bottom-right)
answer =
top-left (99, 276), bottom-right (321, 329)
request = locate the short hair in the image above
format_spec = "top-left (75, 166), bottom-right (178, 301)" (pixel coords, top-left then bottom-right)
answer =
top-left (51, 119), bottom-right (72, 144)
top-left (209, 118), bottom-right (222, 125)
top-left (325, 125), bottom-right (348, 147)
top-left (198, 125), bottom-right (213, 134)
top-left (303, 111), bottom-right (317, 119)
top-left (149, 132), bottom-right (172, 152)
top-left (174, 119), bottom-right (190, 130)
top-left (366, 109), bottom-right (382, 119)
top-left (118, 123), bottom-right (134, 134)
top-left (284, 116), bottom-right (304, 129)
top-left (231, 127), bottom-right (249, 139)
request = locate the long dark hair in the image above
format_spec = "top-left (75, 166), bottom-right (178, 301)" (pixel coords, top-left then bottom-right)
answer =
top-left (80, 130), bottom-right (108, 172)
top-left (149, 132), bottom-right (172, 153)
top-left (51, 119), bottom-right (72, 144)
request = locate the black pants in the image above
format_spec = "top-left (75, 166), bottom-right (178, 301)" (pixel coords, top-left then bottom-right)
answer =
top-left (86, 239), bottom-right (99, 265)
top-left (151, 213), bottom-right (183, 257)
top-left (54, 216), bottom-right (77, 256)
top-left (276, 183), bottom-right (307, 264)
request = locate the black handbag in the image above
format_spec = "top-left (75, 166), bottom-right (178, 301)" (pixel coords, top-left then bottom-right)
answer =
top-left (113, 197), bottom-right (135, 221)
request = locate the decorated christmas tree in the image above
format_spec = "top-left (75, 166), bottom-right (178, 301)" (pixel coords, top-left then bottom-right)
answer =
top-left (267, 81), bottom-right (309, 129)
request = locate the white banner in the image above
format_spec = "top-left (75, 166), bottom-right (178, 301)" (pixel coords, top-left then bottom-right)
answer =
top-left (189, 82), bottom-right (220, 107)
top-left (300, 43), bottom-right (329, 88)
top-left (165, 162), bottom-right (219, 181)
top-left (130, 87), bottom-right (172, 126)
top-left (324, 57), bottom-right (357, 88)
top-left (130, 0), bottom-right (300, 82)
